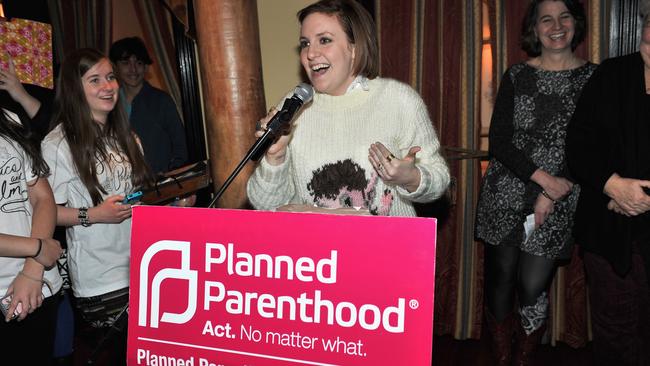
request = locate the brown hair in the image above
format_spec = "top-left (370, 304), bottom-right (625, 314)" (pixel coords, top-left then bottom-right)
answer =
top-left (109, 36), bottom-right (153, 65)
top-left (521, 0), bottom-right (587, 57)
top-left (0, 109), bottom-right (49, 178)
top-left (51, 48), bottom-right (151, 205)
top-left (298, 0), bottom-right (379, 79)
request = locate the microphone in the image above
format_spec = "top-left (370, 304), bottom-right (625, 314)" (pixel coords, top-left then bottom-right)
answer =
top-left (250, 83), bottom-right (314, 161)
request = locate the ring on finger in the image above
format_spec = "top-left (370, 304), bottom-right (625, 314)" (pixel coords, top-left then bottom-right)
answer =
top-left (386, 153), bottom-right (396, 162)
top-left (378, 164), bottom-right (384, 171)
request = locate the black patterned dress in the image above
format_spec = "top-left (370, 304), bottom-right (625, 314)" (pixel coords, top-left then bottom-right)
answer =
top-left (475, 62), bottom-right (597, 259)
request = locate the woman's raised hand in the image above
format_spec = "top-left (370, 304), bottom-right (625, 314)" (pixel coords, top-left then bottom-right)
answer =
top-left (368, 142), bottom-right (422, 192)
top-left (0, 56), bottom-right (41, 117)
top-left (0, 57), bottom-right (25, 99)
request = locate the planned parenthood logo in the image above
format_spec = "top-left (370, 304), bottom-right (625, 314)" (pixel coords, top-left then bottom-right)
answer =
top-left (138, 240), bottom-right (198, 328)
top-left (128, 207), bottom-right (438, 365)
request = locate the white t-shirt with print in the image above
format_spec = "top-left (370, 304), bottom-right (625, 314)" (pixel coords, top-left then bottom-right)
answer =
top-left (0, 109), bottom-right (63, 297)
top-left (42, 124), bottom-right (135, 298)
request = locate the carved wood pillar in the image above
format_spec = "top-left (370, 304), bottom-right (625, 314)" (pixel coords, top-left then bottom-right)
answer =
top-left (193, 0), bottom-right (265, 208)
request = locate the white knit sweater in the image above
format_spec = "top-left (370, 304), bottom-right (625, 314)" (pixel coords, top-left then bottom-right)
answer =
top-left (247, 77), bottom-right (449, 217)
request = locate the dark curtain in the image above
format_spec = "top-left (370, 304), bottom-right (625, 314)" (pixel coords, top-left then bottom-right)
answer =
top-left (609, 0), bottom-right (643, 57)
top-left (377, 0), bottom-right (484, 340)
top-left (47, 0), bottom-right (113, 60)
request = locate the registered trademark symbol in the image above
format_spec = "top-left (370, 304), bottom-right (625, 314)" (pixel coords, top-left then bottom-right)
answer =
top-left (409, 299), bottom-right (419, 309)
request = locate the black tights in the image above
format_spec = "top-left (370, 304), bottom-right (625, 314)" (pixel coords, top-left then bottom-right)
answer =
top-left (485, 244), bottom-right (557, 322)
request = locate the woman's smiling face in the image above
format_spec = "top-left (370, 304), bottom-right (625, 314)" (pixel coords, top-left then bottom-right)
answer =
top-left (82, 58), bottom-right (119, 124)
top-left (299, 12), bottom-right (356, 96)
top-left (535, 0), bottom-right (576, 54)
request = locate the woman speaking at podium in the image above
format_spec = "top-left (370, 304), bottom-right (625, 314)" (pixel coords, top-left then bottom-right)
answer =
top-left (247, 0), bottom-right (449, 217)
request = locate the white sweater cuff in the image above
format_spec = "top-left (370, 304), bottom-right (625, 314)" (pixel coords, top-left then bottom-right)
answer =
top-left (257, 153), bottom-right (291, 184)
top-left (395, 165), bottom-right (429, 199)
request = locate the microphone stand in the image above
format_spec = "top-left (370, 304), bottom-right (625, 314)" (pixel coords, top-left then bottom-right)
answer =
top-left (206, 125), bottom-right (281, 209)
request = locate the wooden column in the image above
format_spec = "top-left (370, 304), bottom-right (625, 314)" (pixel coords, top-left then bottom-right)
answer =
top-left (194, 0), bottom-right (265, 208)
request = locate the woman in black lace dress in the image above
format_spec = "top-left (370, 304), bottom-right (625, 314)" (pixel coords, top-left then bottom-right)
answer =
top-left (474, 1), bottom-right (596, 364)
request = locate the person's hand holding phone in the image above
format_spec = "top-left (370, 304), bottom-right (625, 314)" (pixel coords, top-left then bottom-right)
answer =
top-left (89, 195), bottom-right (133, 224)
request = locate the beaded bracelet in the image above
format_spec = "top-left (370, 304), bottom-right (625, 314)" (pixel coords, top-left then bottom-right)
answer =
top-left (78, 207), bottom-right (91, 227)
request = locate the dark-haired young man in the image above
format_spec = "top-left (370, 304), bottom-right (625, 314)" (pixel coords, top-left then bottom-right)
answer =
top-left (109, 37), bottom-right (187, 174)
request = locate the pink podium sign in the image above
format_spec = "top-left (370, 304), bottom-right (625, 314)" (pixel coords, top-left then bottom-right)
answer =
top-left (128, 206), bottom-right (437, 366)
